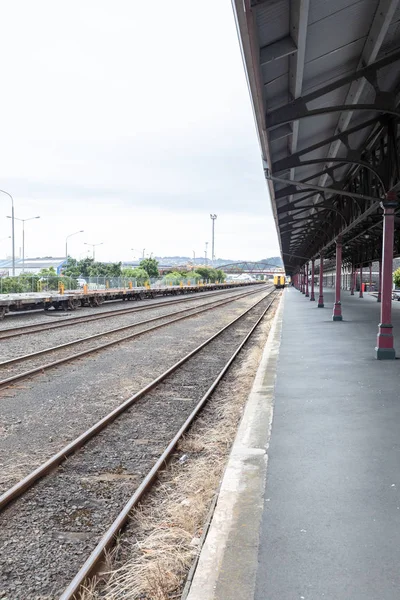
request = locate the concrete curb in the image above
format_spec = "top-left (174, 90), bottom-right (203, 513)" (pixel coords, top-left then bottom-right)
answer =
top-left (185, 292), bottom-right (285, 600)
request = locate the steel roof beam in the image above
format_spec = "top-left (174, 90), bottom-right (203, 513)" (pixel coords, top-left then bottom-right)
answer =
top-left (273, 155), bottom-right (385, 180)
top-left (269, 117), bottom-right (380, 169)
top-left (288, 0), bottom-right (309, 154)
top-left (260, 36), bottom-right (297, 65)
top-left (266, 102), bottom-right (400, 130)
top-left (316, 0), bottom-right (400, 195)
top-left (266, 170), bottom-right (380, 202)
top-left (266, 47), bottom-right (400, 128)
top-left (275, 166), bottom-right (350, 200)
top-left (286, 0), bottom-right (310, 217)
top-left (278, 203), bottom-right (347, 219)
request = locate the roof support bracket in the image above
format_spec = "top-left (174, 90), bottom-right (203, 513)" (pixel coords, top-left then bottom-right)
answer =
top-left (265, 170), bottom-right (381, 203)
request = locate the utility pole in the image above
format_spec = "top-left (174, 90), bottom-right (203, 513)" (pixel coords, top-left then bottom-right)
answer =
top-left (7, 215), bottom-right (40, 273)
top-left (84, 242), bottom-right (103, 261)
top-left (66, 230), bottom-right (84, 259)
top-left (205, 242), bottom-right (208, 265)
top-left (210, 214), bottom-right (217, 266)
top-left (0, 190), bottom-right (15, 276)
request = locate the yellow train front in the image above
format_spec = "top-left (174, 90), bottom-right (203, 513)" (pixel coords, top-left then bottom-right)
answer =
top-left (273, 275), bottom-right (286, 289)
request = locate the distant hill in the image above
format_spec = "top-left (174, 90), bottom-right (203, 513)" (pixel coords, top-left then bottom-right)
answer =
top-left (260, 256), bottom-right (283, 267)
top-left (152, 255), bottom-right (283, 268)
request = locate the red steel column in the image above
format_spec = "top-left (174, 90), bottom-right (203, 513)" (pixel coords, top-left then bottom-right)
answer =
top-left (318, 254), bottom-right (324, 308)
top-left (377, 260), bottom-right (382, 302)
top-left (333, 238), bottom-right (343, 321)
top-left (359, 265), bottom-right (363, 298)
top-left (302, 265), bottom-right (305, 293)
top-left (305, 262), bottom-right (309, 297)
top-left (310, 259), bottom-right (315, 301)
top-left (350, 264), bottom-right (355, 295)
top-left (369, 263), bottom-right (372, 292)
top-left (376, 195), bottom-right (397, 359)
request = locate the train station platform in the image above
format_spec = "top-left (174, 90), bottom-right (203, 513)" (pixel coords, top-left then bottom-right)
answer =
top-left (186, 287), bottom-right (400, 600)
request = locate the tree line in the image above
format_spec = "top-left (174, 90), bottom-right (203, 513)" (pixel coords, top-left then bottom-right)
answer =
top-left (0, 257), bottom-right (226, 294)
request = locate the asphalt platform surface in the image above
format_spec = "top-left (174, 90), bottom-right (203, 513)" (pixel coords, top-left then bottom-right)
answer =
top-left (255, 287), bottom-right (400, 599)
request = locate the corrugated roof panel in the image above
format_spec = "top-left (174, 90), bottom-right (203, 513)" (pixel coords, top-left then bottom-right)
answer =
top-left (305, 0), bottom-right (376, 63)
top-left (297, 111), bottom-right (338, 143)
top-left (379, 18), bottom-right (400, 55)
top-left (254, 0), bottom-right (289, 47)
top-left (263, 74), bottom-right (290, 107)
top-left (302, 39), bottom-right (364, 94)
top-left (260, 56), bottom-right (288, 86)
top-left (308, 0), bottom-right (378, 26)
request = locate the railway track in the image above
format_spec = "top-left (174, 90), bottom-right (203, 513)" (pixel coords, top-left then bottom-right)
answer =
top-left (0, 285), bottom-right (269, 390)
top-left (0, 284), bottom-right (265, 340)
top-left (0, 289), bottom-right (279, 599)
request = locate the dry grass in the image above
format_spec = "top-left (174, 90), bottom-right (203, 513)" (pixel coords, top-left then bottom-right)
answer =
top-left (79, 315), bottom-right (274, 600)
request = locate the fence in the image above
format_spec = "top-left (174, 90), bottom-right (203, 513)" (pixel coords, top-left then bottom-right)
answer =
top-left (0, 275), bottom-right (223, 294)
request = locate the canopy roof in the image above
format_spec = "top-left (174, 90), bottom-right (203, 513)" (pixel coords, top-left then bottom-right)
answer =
top-left (233, 0), bottom-right (400, 273)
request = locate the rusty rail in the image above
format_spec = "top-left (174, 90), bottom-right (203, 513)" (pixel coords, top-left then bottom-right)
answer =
top-left (0, 284), bottom-right (266, 340)
top-left (0, 291), bottom-right (276, 514)
top-left (0, 287), bottom-right (267, 391)
top-left (59, 293), bottom-right (277, 599)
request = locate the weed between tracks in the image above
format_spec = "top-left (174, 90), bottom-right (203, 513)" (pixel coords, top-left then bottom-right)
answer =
top-left (79, 304), bottom-right (277, 600)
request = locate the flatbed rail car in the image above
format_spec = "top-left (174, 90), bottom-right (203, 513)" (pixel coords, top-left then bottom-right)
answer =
top-left (273, 275), bottom-right (285, 289)
top-left (0, 280), bottom-right (266, 318)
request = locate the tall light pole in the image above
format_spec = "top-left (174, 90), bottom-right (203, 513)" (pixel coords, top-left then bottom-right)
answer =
top-left (210, 214), bottom-right (217, 266)
top-left (84, 242), bottom-right (103, 261)
top-left (66, 230), bottom-right (84, 259)
top-left (131, 248), bottom-right (145, 260)
top-left (7, 215), bottom-right (40, 273)
top-left (0, 190), bottom-right (15, 276)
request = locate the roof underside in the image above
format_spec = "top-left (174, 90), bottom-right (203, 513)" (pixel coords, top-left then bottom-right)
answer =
top-left (233, 0), bottom-right (400, 273)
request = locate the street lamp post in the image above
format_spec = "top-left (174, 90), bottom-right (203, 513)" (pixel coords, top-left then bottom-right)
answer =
top-left (0, 190), bottom-right (15, 276)
top-left (210, 214), bottom-right (217, 265)
top-left (84, 242), bottom-right (103, 261)
top-left (7, 215), bottom-right (40, 273)
top-left (65, 230), bottom-right (84, 259)
top-left (131, 248), bottom-right (145, 260)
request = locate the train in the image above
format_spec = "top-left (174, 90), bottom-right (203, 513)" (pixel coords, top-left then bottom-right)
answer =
top-left (273, 275), bottom-right (286, 289)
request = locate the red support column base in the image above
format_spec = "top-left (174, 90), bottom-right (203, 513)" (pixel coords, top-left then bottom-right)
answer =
top-left (377, 292), bottom-right (381, 302)
top-left (310, 293), bottom-right (315, 301)
top-left (332, 302), bottom-right (342, 321)
top-left (375, 324), bottom-right (396, 359)
top-left (350, 288), bottom-right (354, 295)
top-left (317, 296), bottom-right (324, 308)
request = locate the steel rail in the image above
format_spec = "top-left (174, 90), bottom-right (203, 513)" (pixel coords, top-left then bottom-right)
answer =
top-left (59, 293), bottom-right (278, 599)
top-left (0, 290), bottom-right (276, 513)
top-left (0, 287), bottom-right (268, 391)
top-left (0, 284), bottom-right (264, 340)
top-left (0, 286), bottom-right (269, 368)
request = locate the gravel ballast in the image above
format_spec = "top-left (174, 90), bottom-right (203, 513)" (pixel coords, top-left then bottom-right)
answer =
top-left (0, 292), bottom-right (277, 599)
top-left (0, 289), bottom-right (271, 494)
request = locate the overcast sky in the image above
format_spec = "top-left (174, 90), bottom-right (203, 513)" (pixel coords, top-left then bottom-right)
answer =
top-left (0, 0), bottom-right (279, 263)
